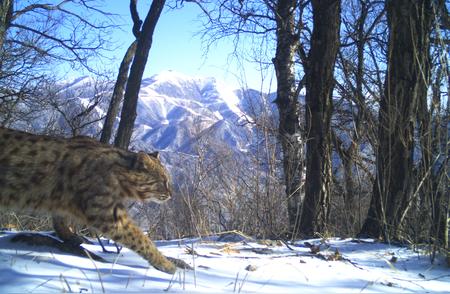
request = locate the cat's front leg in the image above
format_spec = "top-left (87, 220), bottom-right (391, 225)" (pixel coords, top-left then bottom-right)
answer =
top-left (87, 206), bottom-right (177, 274)
top-left (52, 214), bottom-right (85, 246)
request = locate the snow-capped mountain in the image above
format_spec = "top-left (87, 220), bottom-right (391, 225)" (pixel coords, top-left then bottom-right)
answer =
top-left (55, 70), bottom-right (265, 158)
top-left (25, 70), bottom-right (371, 177)
top-left (131, 71), bottom-right (252, 153)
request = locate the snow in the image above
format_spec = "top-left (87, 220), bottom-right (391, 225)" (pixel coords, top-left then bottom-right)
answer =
top-left (0, 231), bottom-right (448, 293)
top-left (213, 79), bottom-right (247, 121)
top-left (124, 71), bottom-right (257, 153)
top-left (213, 110), bottom-right (224, 120)
top-left (52, 70), bottom-right (258, 155)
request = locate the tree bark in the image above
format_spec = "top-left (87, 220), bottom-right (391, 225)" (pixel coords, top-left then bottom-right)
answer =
top-left (272, 0), bottom-right (303, 238)
top-left (114, 0), bottom-right (166, 150)
top-left (0, 0), bottom-right (12, 61)
top-left (0, 0), bottom-right (12, 44)
top-left (299, 0), bottom-right (340, 237)
top-left (100, 40), bottom-right (137, 144)
top-left (359, 0), bottom-right (433, 241)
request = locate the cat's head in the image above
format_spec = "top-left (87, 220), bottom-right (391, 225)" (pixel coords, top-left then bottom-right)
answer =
top-left (131, 151), bottom-right (172, 203)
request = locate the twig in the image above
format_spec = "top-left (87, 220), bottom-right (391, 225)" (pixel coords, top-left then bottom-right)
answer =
top-left (142, 267), bottom-right (149, 287)
top-left (359, 278), bottom-right (378, 293)
top-left (59, 273), bottom-right (72, 292)
top-left (31, 277), bottom-right (54, 292)
top-left (192, 241), bottom-right (197, 288)
top-left (185, 245), bottom-right (211, 258)
top-left (84, 249), bottom-right (105, 293)
top-left (78, 269), bottom-right (94, 293)
top-left (233, 272), bottom-right (240, 292)
top-left (238, 272), bottom-right (249, 293)
top-left (110, 251), bottom-right (122, 274)
top-left (341, 256), bottom-right (365, 270)
top-left (125, 273), bottom-right (133, 289)
top-left (280, 239), bottom-right (295, 251)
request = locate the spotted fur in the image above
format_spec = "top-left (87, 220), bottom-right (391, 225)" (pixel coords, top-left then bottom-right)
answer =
top-left (0, 127), bottom-right (176, 274)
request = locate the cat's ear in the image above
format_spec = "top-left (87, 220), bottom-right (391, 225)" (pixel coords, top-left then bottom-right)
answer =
top-left (132, 151), bottom-right (147, 169)
top-left (148, 151), bottom-right (159, 159)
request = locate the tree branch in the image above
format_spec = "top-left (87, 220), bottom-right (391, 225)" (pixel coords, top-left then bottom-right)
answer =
top-left (130, 0), bottom-right (142, 38)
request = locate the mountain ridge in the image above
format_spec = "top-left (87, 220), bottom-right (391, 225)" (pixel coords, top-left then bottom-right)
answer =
top-left (56, 70), bottom-right (261, 157)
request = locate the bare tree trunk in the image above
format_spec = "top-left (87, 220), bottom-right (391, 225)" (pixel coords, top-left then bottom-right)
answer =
top-left (114, 0), bottom-right (166, 149)
top-left (360, 0), bottom-right (433, 241)
top-left (299, 0), bottom-right (341, 237)
top-left (0, 0), bottom-right (12, 53)
top-left (272, 0), bottom-right (303, 238)
top-left (444, 79), bottom-right (449, 265)
top-left (100, 40), bottom-right (137, 144)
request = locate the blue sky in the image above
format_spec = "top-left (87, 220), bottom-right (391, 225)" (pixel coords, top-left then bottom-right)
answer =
top-left (104, 2), bottom-right (272, 90)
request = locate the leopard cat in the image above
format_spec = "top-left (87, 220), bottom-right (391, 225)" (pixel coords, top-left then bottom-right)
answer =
top-left (0, 127), bottom-right (177, 274)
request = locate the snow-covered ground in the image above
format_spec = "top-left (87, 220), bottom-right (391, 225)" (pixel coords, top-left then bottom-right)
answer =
top-left (0, 231), bottom-right (448, 293)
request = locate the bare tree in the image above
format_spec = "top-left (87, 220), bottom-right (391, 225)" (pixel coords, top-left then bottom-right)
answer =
top-left (186, 0), bottom-right (308, 238)
top-left (298, 0), bottom-right (341, 237)
top-left (47, 77), bottom-right (110, 137)
top-left (332, 0), bottom-right (385, 234)
top-left (0, 0), bottom-right (12, 50)
top-left (239, 90), bottom-right (287, 238)
top-left (114, 0), bottom-right (166, 149)
top-left (418, 59), bottom-right (449, 261)
top-left (359, 0), bottom-right (435, 241)
top-left (100, 40), bottom-right (137, 144)
top-left (100, 0), bottom-right (143, 145)
top-left (408, 2), bottom-right (449, 258)
top-left (158, 99), bottom-right (286, 240)
top-left (0, 0), bottom-right (115, 127)
top-left (182, 0), bottom-right (344, 238)
top-left (271, 0), bottom-right (305, 239)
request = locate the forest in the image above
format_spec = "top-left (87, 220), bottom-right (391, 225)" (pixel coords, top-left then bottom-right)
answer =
top-left (0, 0), bottom-right (449, 268)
